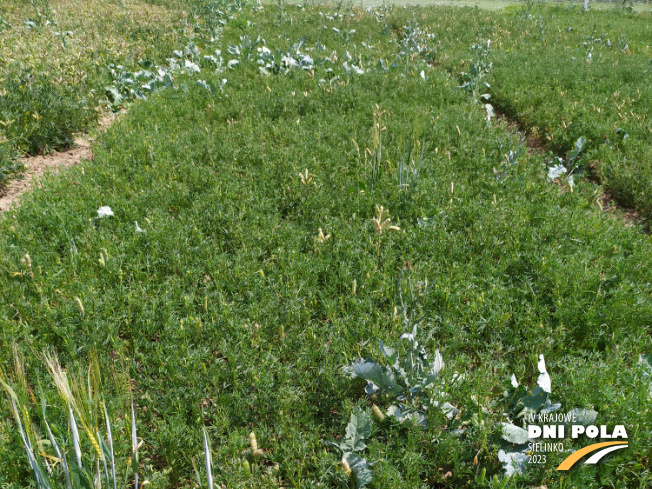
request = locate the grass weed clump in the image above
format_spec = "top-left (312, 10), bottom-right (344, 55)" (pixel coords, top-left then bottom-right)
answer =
top-left (0, 348), bottom-right (135, 489)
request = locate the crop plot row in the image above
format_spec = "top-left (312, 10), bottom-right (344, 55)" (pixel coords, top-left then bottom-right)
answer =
top-left (0, 2), bottom-right (650, 488)
top-left (429, 4), bottom-right (652, 217)
top-left (0, 0), bottom-right (188, 186)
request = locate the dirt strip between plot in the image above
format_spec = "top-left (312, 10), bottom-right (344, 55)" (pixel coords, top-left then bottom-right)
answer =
top-left (0, 114), bottom-right (116, 213)
top-left (494, 108), bottom-right (649, 232)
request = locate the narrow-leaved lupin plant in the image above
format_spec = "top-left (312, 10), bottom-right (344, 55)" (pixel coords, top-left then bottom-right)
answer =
top-left (372, 205), bottom-right (400, 260)
top-left (316, 228), bottom-right (330, 243)
top-left (299, 168), bottom-right (313, 186)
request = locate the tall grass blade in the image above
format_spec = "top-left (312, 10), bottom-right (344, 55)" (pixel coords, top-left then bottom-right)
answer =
top-left (69, 403), bottom-right (83, 469)
top-left (203, 427), bottom-right (214, 489)
top-left (103, 403), bottom-right (117, 489)
top-left (98, 431), bottom-right (110, 489)
top-left (43, 408), bottom-right (73, 489)
top-left (191, 457), bottom-right (202, 488)
top-left (131, 399), bottom-right (139, 489)
top-left (10, 398), bottom-right (50, 489)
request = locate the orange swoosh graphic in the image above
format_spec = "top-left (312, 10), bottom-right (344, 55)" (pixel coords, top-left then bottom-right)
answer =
top-left (557, 441), bottom-right (628, 471)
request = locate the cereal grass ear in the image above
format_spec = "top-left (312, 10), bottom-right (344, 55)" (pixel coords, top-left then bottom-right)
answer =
top-left (44, 353), bottom-right (103, 460)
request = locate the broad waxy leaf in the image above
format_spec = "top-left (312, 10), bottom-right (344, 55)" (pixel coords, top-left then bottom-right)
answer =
top-left (498, 449), bottom-right (528, 476)
top-left (344, 452), bottom-right (373, 488)
top-left (536, 354), bottom-right (551, 393)
top-left (566, 408), bottom-right (598, 426)
top-left (501, 423), bottom-right (529, 444)
top-left (105, 87), bottom-right (123, 105)
top-left (540, 402), bottom-right (562, 414)
top-left (345, 359), bottom-right (402, 396)
top-left (440, 402), bottom-right (459, 420)
top-left (485, 103), bottom-right (495, 121)
top-left (640, 354), bottom-right (652, 373)
top-left (341, 410), bottom-right (371, 452)
top-left (386, 404), bottom-right (427, 427)
top-left (378, 340), bottom-right (397, 364)
top-left (522, 391), bottom-right (548, 411)
top-left (426, 349), bottom-right (444, 382)
top-left (548, 164), bottom-right (567, 180)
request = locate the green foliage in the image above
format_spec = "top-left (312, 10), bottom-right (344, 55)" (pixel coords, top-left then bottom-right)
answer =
top-left (547, 136), bottom-right (587, 190)
top-left (477, 5), bottom-right (652, 216)
top-left (397, 137), bottom-right (426, 205)
top-left (0, 351), bottom-right (133, 489)
top-left (497, 355), bottom-right (598, 476)
top-left (458, 38), bottom-right (493, 101)
top-left (328, 410), bottom-right (374, 488)
top-left (0, 2), bottom-right (651, 489)
top-left (346, 321), bottom-right (457, 427)
top-left (0, 143), bottom-right (22, 188)
top-left (0, 0), bottom-right (188, 182)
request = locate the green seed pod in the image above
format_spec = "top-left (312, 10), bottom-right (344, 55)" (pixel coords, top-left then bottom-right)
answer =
top-left (243, 459), bottom-right (251, 479)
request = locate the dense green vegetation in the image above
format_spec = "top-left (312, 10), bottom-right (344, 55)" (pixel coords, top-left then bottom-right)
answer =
top-left (434, 3), bottom-right (652, 216)
top-left (1, 1), bottom-right (650, 489)
top-left (0, 0), bottom-right (187, 186)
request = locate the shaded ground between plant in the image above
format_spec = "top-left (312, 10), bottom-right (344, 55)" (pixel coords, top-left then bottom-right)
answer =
top-left (0, 114), bottom-right (116, 213)
top-left (493, 105), bottom-right (650, 232)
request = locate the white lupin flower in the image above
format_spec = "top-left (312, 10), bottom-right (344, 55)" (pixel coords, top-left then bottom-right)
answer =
top-left (97, 206), bottom-right (114, 218)
top-left (537, 354), bottom-right (552, 393)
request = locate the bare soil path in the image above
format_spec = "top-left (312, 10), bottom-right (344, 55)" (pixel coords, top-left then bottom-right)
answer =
top-left (0, 114), bottom-right (116, 213)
